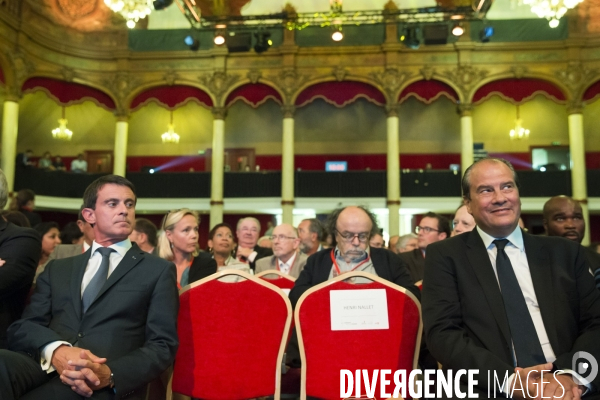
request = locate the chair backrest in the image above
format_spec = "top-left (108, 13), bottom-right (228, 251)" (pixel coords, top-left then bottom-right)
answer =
top-left (296, 271), bottom-right (422, 400)
top-left (256, 269), bottom-right (296, 291)
top-left (172, 270), bottom-right (292, 399)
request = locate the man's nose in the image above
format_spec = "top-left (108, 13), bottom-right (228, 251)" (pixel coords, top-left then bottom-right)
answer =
top-left (491, 189), bottom-right (507, 204)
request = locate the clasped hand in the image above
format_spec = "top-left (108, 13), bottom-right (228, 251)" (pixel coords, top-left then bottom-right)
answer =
top-left (52, 346), bottom-right (111, 398)
top-left (511, 362), bottom-right (584, 400)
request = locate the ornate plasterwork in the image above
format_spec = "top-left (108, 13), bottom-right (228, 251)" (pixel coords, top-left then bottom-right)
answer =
top-left (8, 52), bottom-right (35, 89)
top-left (555, 61), bottom-right (598, 97)
top-left (163, 69), bottom-right (179, 86)
top-left (333, 66), bottom-right (348, 82)
top-left (510, 65), bottom-right (529, 79)
top-left (420, 65), bottom-right (435, 81)
top-left (281, 105), bottom-right (295, 118)
top-left (370, 68), bottom-right (410, 99)
top-left (247, 69), bottom-right (262, 84)
top-left (102, 72), bottom-right (139, 114)
top-left (273, 68), bottom-right (308, 102)
top-left (61, 66), bottom-right (76, 82)
top-left (199, 71), bottom-right (240, 104)
top-left (442, 64), bottom-right (488, 94)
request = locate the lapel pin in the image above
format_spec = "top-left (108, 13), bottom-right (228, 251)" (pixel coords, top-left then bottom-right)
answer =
top-left (132, 256), bottom-right (136, 259)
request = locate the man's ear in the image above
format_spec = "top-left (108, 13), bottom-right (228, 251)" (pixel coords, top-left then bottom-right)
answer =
top-left (465, 198), bottom-right (473, 215)
top-left (138, 232), bottom-right (148, 245)
top-left (439, 232), bottom-right (448, 241)
top-left (81, 208), bottom-right (96, 226)
top-left (542, 219), bottom-right (548, 233)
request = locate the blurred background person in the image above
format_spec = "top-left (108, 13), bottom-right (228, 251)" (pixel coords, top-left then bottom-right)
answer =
top-left (33, 221), bottom-right (61, 273)
top-left (70, 153), bottom-right (88, 173)
top-left (451, 204), bottom-right (476, 237)
top-left (158, 209), bottom-right (215, 288)
top-left (129, 217), bottom-right (158, 255)
top-left (60, 221), bottom-right (83, 244)
top-left (0, 211), bottom-right (30, 228)
top-left (395, 233), bottom-right (418, 253)
top-left (10, 189), bottom-right (42, 227)
top-left (369, 232), bottom-right (385, 248)
top-left (388, 235), bottom-right (400, 254)
top-left (257, 235), bottom-right (272, 248)
top-left (297, 218), bottom-right (325, 256)
top-left (15, 149), bottom-right (35, 169)
top-left (52, 155), bottom-right (66, 171)
top-left (37, 151), bottom-right (53, 170)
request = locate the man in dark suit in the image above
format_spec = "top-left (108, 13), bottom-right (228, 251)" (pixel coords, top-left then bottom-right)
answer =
top-left (399, 211), bottom-right (449, 282)
top-left (0, 175), bottom-right (179, 400)
top-left (0, 169), bottom-right (41, 349)
top-left (290, 206), bottom-right (418, 308)
top-left (423, 158), bottom-right (600, 399)
top-left (235, 217), bottom-right (272, 270)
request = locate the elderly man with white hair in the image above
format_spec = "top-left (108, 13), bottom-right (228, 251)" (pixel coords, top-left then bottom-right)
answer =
top-left (255, 223), bottom-right (307, 279)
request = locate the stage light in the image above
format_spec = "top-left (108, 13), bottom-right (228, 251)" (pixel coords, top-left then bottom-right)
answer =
top-left (149, 168), bottom-right (155, 174)
top-left (401, 27), bottom-right (420, 49)
top-left (254, 31), bottom-right (272, 53)
top-left (451, 22), bottom-right (464, 36)
top-left (184, 35), bottom-right (200, 50)
top-left (332, 28), bottom-right (343, 41)
top-left (152, 0), bottom-right (173, 10)
top-left (479, 25), bottom-right (494, 42)
top-left (214, 33), bottom-right (225, 45)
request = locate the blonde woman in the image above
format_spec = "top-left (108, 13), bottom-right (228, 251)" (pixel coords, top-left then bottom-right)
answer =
top-left (158, 209), bottom-right (216, 289)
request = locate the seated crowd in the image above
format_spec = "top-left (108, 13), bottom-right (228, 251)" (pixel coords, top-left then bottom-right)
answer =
top-left (0, 157), bottom-right (599, 399)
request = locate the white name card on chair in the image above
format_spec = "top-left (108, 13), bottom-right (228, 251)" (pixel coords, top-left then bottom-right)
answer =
top-left (330, 289), bottom-right (389, 331)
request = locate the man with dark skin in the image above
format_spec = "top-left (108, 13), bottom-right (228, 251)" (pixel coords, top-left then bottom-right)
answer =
top-left (543, 195), bottom-right (600, 283)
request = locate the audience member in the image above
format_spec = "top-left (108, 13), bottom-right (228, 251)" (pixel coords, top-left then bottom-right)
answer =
top-left (235, 217), bottom-right (272, 270)
top-left (256, 223), bottom-right (308, 278)
top-left (290, 206), bottom-right (418, 308)
top-left (395, 233), bottom-right (418, 253)
top-left (543, 195), bottom-right (600, 280)
top-left (388, 235), bottom-right (400, 253)
top-left (423, 158), bottom-right (600, 397)
top-left (201, 223), bottom-right (248, 278)
top-left (158, 209), bottom-right (215, 288)
top-left (52, 155), bottom-right (66, 171)
top-left (11, 189), bottom-right (42, 227)
top-left (129, 218), bottom-right (158, 255)
top-left (15, 149), bottom-right (35, 169)
top-left (33, 221), bottom-right (61, 269)
top-left (71, 153), bottom-right (88, 173)
top-left (369, 232), bottom-right (385, 248)
top-left (0, 210), bottom-right (31, 227)
top-left (451, 204), bottom-right (476, 236)
top-left (0, 174), bottom-right (179, 399)
top-left (45, 208), bottom-right (95, 262)
top-left (257, 235), bottom-right (272, 248)
top-left (0, 169), bottom-right (41, 349)
top-left (60, 221), bottom-right (84, 245)
top-left (297, 218), bottom-right (325, 256)
top-left (37, 152), bottom-right (53, 170)
top-left (399, 212), bottom-right (450, 281)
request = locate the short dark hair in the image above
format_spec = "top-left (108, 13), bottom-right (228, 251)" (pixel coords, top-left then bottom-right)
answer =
top-left (134, 218), bottom-right (158, 247)
top-left (77, 205), bottom-right (85, 222)
top-left (422, 212), bottom-right (451, 237)
top-left (325, 206), bottom-right (380, 246)
top-left (16, 189), bottom-right (35, 208)
top-left (462, 158), bottom-right (519, 201)
top-left (60, 221), bottom-right (84, 244)
top-left (209, 223), bottom-right (234, 241)
top-left (82, 175), bottom-right (136, 210)
top-left (302, 218), bottom-right (325, 242)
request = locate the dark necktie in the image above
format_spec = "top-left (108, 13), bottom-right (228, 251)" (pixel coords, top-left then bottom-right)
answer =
top-left (82, 247), bottom-right (114, 313)
top-left (493, 239), bottom-right (546, 367)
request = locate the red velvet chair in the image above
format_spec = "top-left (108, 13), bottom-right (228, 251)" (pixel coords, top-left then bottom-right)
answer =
top-left (255, 269), bottom-right (296, 294)
top-left (295, 271), bottom-right (422, 400)
top-left (172, 270), bottom-right (292, 400)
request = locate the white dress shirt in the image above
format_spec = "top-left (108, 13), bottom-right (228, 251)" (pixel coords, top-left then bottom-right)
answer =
top-left (477, 226), bottom-right (590, 393)
top-left (40, 239), bottom-right (132, 372)
top-left (278, 252), bottom-right (297, 275)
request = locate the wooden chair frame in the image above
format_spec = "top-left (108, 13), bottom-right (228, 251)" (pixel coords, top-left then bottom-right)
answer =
top-left (175, 270), bottom-right (293, 400)
top-left (294, 271), bottom-right (423, 400)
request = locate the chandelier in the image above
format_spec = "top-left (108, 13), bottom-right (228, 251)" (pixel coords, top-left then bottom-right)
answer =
top-left (509, 105), bottom-right (530, 140)
top-left (161, 111), bottom-right (180, 144)
top-left (52, 107), bottom-right (73, 141)
top-left (104, 0), bottom-right (153, 29)
top-left (522, 0), bottom-right (582, 28)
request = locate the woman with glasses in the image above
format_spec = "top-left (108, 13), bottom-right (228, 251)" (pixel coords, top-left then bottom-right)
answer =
top-left (205, 223), bottom-right (250, 276)
top-left (158, 209), bottom-right (216, 289)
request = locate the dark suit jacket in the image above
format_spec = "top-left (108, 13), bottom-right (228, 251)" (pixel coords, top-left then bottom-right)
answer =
top-left (187, 251), bottom-right (218, 284)
top-left (289, 247), bottom-right (419, 308)
top-left (423, 230), bottom-right (600, 393)
top-left (234, 244), bottom-right (272, 271)
top-left (0, 220), bottom-right (41, 349)
top-left (7, 244), bottom-right (179, 399)
top-left (398, 248), bottom-right (425, 282)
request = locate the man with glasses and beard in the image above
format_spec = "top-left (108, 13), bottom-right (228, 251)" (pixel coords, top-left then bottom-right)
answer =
top-left (289, 206), bottom-right (418, 308)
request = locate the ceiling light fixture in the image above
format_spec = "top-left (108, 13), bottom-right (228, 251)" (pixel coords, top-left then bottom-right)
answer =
top-left (52, 107), bottom-right (73, 141)
top-left (214, 24), bottom-right (226, 45)
top-left (522, 0), bottom-right (580, 28)
top-left (162, 111), bottom-right (180, 144)
top-left (451, 22), bottom-right (464, 36)
top-left (331, 27), bottom-right (344, 41)
top-left (509, 104), bottom-right (530, 140)
top-left (104, 0), bottom-right (152, 29)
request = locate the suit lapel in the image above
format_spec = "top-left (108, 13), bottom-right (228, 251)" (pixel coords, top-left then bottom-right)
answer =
top-left (92, 245), bottom-right (145, 305)
top-left (523, 233), bottom-right (558, 350)
top-left (71, 248), bottom-right (92, 321)
top-left (465, 230), bottom-right (512, 347)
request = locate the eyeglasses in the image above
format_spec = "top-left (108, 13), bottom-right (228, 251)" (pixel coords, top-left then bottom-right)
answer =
top-left (270, 235), bottom-right (296, 241)
top-left (335, 231), bottom-right (370, 242)
top-left (415, 226), bottom-right (441, 234)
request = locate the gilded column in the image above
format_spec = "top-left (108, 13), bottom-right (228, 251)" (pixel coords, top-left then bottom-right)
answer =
top-left (210, 107), bottom-right (226, 228)
top-left (386, 104), bottom-right (400, 236)
top-left (459, 103), bottom-right (474, 174)
top-left (113, 115), bottom-right (129, 177)
top-left (567, 102), bottom-right (590, 245)
top-left (281, 105), bottom-right (295, 225)
top-left (1, 96), bottom-right (19, 194)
